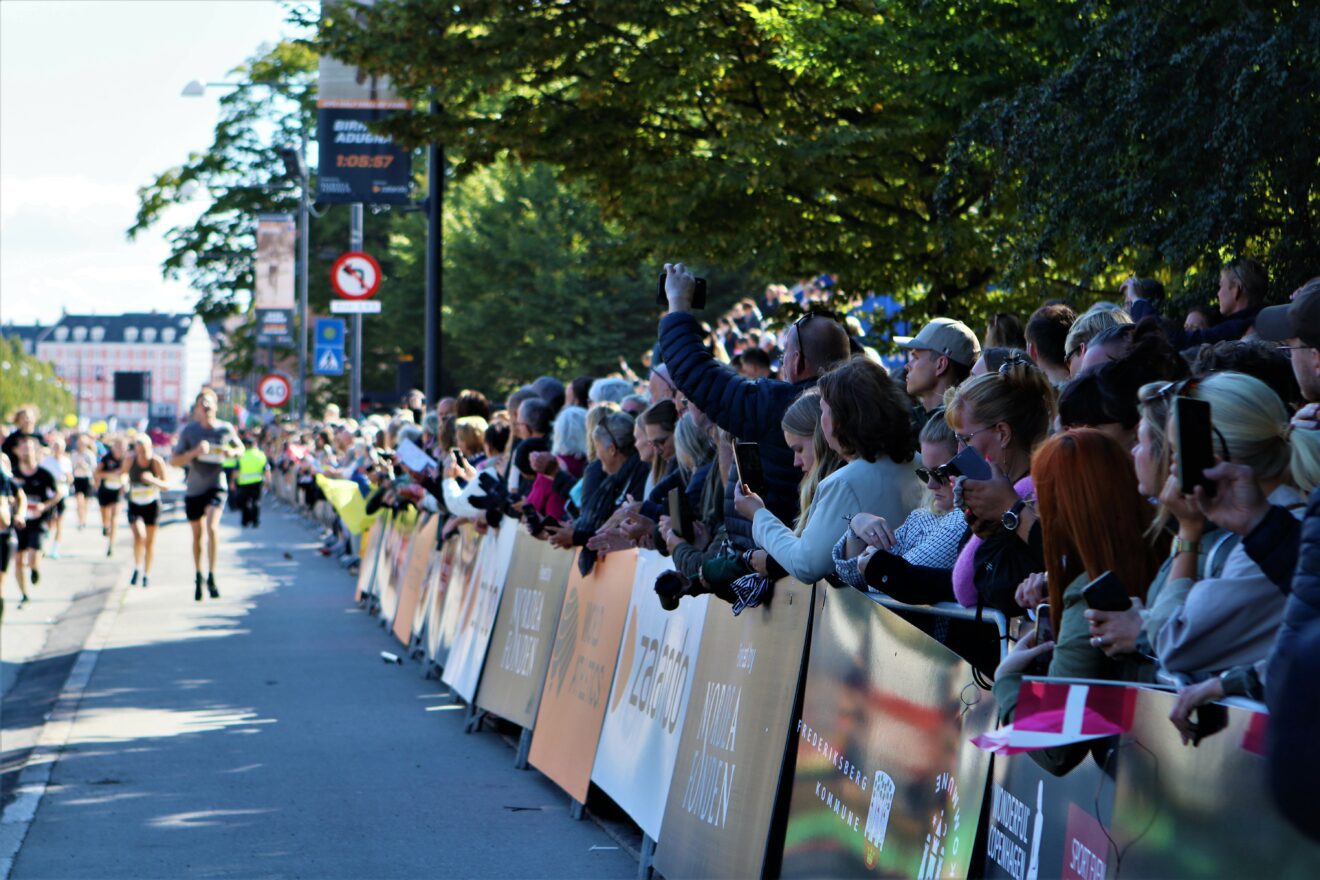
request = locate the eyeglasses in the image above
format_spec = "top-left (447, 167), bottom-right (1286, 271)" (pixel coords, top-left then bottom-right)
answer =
top-left (915, 464), bottom-right (952, 486)
top-left (644, 433), bottom-right (672, 449)
top-left (1274, 343), bottom-right (1313, 357)
top-left (954, 425), bottom-right (997, 448)
top-left (1064, 347), bottom-right (1081, 366)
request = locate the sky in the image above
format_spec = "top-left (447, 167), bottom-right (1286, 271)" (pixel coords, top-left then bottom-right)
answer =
top-left (0, 0), bottom-right (298, 327)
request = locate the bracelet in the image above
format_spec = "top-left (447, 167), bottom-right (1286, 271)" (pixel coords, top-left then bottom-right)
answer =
top-left (1171, 537), bottom-right (1200, 556)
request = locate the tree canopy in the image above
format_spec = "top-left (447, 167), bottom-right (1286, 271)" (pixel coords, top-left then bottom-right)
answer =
top-left (0, 337), bottom-right (75, 425)
top-left (317, 0), bottom-right (1317, 325)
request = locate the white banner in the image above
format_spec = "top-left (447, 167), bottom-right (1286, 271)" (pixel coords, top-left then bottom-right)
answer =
top-left (590, 549), bottom-right (709, 840)
top-left (442, 523), bottom-right (518, 703)
top-left (254, 213), bottom-right (296, 310)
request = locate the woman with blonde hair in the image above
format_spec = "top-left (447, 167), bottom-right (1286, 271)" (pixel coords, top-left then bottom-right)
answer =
top-left (1062, 303), bottom-right (1132, 377)
top-left (124, 435), bottom-right (169, 588)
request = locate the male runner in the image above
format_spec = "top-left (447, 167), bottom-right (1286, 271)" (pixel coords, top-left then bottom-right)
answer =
top-left (0, 454), bottom-right (25, 610)
top-left (171, 391), bottom-right (242, 601)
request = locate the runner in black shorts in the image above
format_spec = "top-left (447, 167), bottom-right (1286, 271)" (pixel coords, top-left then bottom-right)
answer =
top-left (125, 435), bottom-right (169, 588)
top-left (172, 391), bottom-right (242, 601)
top-left (94, 436), bottom-right (127, 557)
top-left (39, 433), bottom-right (72, 559)
top-left (0, 456), bottom-right (23, 609)
top-left (71, 433), bottom-right (96, 530)
top-left (11, 436), bottom-right (59, 596)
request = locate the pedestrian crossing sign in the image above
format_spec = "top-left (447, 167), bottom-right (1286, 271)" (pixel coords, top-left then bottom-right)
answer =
top-left (315, 346), bottom-right (344, 376)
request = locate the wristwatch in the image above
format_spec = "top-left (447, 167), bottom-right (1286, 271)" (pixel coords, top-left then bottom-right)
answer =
top-left (1171, 537), bottom-right (1200, 556)
top-left (1001, 499), bottom-right (1026, 532)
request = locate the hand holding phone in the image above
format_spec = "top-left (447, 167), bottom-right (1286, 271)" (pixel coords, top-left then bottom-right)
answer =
top-left (1082, 570), bottom-right (1132, 612)
top-left (733, 442), bottom-right (766, 496)
top-left (656, 271), bottom-right (708, 309)
top-left (1173, 396), bottom-right (1217, 498)
top-left (668, 487), bottom-right (695, 543)
top-left (945, 446), bottom-right (993, 482)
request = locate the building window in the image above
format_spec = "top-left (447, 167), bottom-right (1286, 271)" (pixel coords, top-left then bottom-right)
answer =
top-left (142, 327), bottom-right (157, 343)
top-left (124, 327), bottom-right (138, 342)
top-left (72, 326), bottom-right (87, 341)
top-left (54, 326), bottom-right (69, 341)
top-left (161, 327), bottom-right (176, 343)
top-left (90, 326), bottom-right (105, 341)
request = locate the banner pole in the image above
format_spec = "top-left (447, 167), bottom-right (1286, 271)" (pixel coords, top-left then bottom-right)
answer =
top-left (350, 203), bottom-right (363, 418)
top-left (297, 127), bottom-right (311, 421)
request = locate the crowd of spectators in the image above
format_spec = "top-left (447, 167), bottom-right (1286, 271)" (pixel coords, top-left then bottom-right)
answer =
top-left (9, 256), bottom-right (1318, 839)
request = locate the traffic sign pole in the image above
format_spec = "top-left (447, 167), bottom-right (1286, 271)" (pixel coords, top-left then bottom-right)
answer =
top-left (349, 204), bottom-right (364, 419)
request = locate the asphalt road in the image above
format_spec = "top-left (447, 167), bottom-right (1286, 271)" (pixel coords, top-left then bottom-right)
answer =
top-left (1, 494), bottom-right (636, 879)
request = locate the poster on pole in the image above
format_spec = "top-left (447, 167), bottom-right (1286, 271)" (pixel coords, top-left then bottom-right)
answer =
top-left (318, 0), bottom-right (413, 205)
top-left (255, 213), bottom-right (296, 309)
top-left (590, 550), bottom-right (709, 840)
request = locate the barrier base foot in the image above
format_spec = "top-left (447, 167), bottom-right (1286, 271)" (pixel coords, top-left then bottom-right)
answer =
top-left (464, 705), bottom-right (486, 734)
top-left (569, 799), bottom-right (585, 821)
top-left (638, 834), bottom-right (656, 880)
top-left (513, 727), bottom-right (532, 770)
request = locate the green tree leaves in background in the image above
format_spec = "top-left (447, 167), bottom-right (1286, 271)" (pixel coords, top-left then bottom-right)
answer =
top-left (0, 337), bottom-right (76, 424)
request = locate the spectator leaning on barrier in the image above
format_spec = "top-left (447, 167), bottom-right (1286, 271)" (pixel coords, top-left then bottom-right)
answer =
top-left (736, 357), bottom-right (923, 584)
top-left (1024, 303), bottom-right (1076, 386)
top-left (993, 428), bottom-right (1162, 776)
top-left (836, 411), bottom-right (970, 599)
top-left (899, 317), bottom-right (980, 428)
top-left (658, 262), bottom-right (850, 554)
top-left (946, 357), bottom-right (1057, 616)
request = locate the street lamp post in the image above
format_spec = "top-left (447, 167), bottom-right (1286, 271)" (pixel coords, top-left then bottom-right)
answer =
top-left (183, 78), bottom-right (313, 422)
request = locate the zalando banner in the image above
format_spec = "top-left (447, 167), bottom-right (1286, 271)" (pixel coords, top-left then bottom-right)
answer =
top-left (655, 578), bottom-right (815, 880)
top-left (591, 550), bottom-right (709, 840)
top-left (443, 523), bottom-right (518, 703)
top-left (475, 535), bottom-right (574, 728)
top-left (529, 549), bottom-right (639, 803)
top-left (782, 587), bottom-right (997, 879)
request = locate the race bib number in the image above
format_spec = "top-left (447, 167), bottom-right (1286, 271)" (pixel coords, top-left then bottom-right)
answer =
top-left (102, 478), bottom-right (122, 490)
top-left (26, 501), bottom-right (42, 518)
top-left (130, 486), bottom-right (160, 504)
top-left (196, 453), bottom-right (225, 465)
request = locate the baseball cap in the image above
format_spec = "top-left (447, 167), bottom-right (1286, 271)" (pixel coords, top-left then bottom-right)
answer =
top-left (896, 318), bottom-right (981, 367)
top-left (1256, 279), bottom-right (1320, 348)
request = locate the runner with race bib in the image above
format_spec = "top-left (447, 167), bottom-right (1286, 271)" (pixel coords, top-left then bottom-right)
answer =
top-left (125, 435), bottom-right (170, 589)
top-left (70, 433), bottom-right (97, 531)
top-left (12, 435), bottom-right (59, 597)
top-left (94, 436), bottom-right (128, 557)
top-left (171, 390), bottom-right (242, 601)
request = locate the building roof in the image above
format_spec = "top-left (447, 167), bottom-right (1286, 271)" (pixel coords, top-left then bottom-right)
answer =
top-left (44, 312), bottom-right (197, 345)
top-left (0, 323), bottom-right (52, 347)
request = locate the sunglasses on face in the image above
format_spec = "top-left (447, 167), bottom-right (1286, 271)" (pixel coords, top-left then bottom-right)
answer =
top-left (915, 463), bottom-right (952, 486)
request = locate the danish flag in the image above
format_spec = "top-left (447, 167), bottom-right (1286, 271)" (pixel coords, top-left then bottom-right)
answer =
top-left (973, 681), bottom-right (1137, 755)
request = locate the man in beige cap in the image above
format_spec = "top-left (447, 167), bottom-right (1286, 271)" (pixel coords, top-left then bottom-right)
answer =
top-left (897, 317), bottom-right (981, 422)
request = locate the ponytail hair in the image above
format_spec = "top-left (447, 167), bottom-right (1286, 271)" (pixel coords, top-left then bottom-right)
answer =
top-left (944, 358), bottom-right (1056, 454)
top-left (1189, 372), bottom-right (1315, 490)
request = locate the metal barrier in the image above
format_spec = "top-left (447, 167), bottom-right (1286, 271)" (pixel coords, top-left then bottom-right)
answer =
top-left (866, 593), bottom-right (1011, 664)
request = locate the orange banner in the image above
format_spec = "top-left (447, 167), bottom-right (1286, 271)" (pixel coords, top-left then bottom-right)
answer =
top-left (393, 515), bottom-right (439, 646)
top-left (528, 548), bottom-right (639, 803)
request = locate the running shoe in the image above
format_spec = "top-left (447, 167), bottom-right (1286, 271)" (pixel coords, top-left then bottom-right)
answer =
top-left (194, 572), bottom-right (203, 602)
top-left (106, 545), bottom-right (113, 558)
top-left (30, 570), bottom-right (40, 586)
top-left (142, 575), bottom-right (149, 589)
top-left (207, 573), bottom-right (220, 599)
top-left (130, 569), bottom-right (139, 586)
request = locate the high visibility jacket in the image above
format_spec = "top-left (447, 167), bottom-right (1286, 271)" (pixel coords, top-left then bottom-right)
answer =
top-left (236, 448), bottom-right (268, 485)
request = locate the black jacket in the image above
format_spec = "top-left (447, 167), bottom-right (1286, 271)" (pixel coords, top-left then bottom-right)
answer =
top-left (659, 311), bottom-right (809, 549)
top-left (1129, 300), bottom-right (1262, 349)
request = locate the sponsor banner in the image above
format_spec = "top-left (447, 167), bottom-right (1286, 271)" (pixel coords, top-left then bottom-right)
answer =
top-left (392, 514), bottom-right (439, 646)
top-left (529, 548), bottom-right (639, 804)
top-left (318, 1), bottom-right (410, 111)
top-left (254, 213), bottom-right (296, 310)
top-left (442, 523), bottom-right (518, 703)
top-left (375, 508), bottom-right (419, 627)
top-left (475, 535), bottom-right (575, 728)
top-left (1108, 688), bottom-right (1320, 879)
top-left (316, 107), bottom-right (412, 205)
top-left (655, 578), bottom-right (815, 880)
top-left (354, 519), bottom-right (384, 602)
top-left (782, 588), bottom-right (997, 879)
top-left (591, 550), bottom-right (709, 840)
top-left (434, 525), bottom-right (485, 670)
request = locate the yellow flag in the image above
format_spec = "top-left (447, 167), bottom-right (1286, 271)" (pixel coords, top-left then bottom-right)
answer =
top-left (315, 474), bottom-right (380, 535)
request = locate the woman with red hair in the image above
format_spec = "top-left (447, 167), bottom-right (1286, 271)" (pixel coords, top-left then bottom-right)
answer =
top-left (992, 428), bottom-right (1162, 775)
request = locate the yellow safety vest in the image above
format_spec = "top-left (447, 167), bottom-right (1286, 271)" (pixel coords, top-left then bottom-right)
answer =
top-left (236, 448), bottom-right (268, 485)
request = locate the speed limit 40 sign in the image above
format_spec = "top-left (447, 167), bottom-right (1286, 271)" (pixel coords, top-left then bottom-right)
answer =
top-left (257, 373), bottom-right (292, 408)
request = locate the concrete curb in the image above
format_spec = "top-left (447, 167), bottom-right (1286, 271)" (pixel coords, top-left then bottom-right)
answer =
top-left (0, 564), bottom-right (132, 879)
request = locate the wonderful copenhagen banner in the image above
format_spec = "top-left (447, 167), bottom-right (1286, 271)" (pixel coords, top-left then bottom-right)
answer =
top-left (654, 578), bottom-right (815, 880)
top-left (591, 550), bottom-right (710, 841)
top-left (528, 549), bottom-right (639, 804)
top-left (781, 588), bottom-right (997, 879)
top-left (475, 536), bottom-right (575, 729)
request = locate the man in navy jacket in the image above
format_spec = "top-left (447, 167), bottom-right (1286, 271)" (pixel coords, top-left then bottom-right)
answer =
top-left (657, 263), bottom-right (851, 550)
